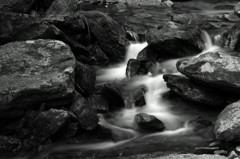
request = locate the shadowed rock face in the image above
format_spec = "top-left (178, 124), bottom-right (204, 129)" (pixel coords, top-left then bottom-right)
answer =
top-left (215, 100), bottom-right (240, 142)
top-left (0, 0), bottom-right (36, 14)
top-left (163, 74), bottom-right (227, 106)
top-left (146, 27), bottom-right (205, 58)
top-left (0, 39), bottom-right (75, 117)
top-left (177, 52), bottom-right (240, 92)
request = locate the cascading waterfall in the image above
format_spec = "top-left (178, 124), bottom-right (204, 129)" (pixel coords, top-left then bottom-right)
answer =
top-left (31, 30), bottom-right (221, 159)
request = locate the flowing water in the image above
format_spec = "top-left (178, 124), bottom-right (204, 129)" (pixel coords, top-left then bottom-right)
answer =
top-left (26, 30), bottom-right (223, 159)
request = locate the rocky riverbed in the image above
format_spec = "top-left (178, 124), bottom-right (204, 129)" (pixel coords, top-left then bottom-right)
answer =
top-left (1, 0), bottom-right (240, 159)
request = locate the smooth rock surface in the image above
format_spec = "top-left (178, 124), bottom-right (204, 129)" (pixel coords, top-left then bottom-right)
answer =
top-left (0, 40), bottom-right (75, 117)
top-left (177, 52), bottom-right (240, 92)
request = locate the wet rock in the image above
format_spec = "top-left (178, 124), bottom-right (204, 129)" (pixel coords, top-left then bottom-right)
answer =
top-left (71, 94), bottom-right (99, 130)
top-left (134, 113), bottom-right (165, 132)
top-left (137, 46), bottom-right (158, 62)
top-left (215, 100), bottom-right (240, 142)
top-left (221, 22), bottom-right (240, 52)
top-left (157, 154), bottom-right (227, 159)
top-left (0, 40), bottom-right (75, 118)
top-left (101, 83), bottom-right (125, 111)
top-left (234, 3), bottom-right (240, 17)
top-left (146, 27), bottom-right (205, 58)
top-left (0, 136), bottom-right (21, 152)
top-left (163, 74), bottom-right (227, 106)
top-left (75, 62), bottom-right (96, 97)
top-left (126, 59), bottom-right (148, 78)
top-left (53, 122), bottom-right (79, 140)
top-left (23, 109), bottom-right (70, 149)
top-left (118, 0), bottom-right (173, 7)
top-left (46, 0), bottom-right (81, 15)
top-left (0, 12), bottom-right (89, 56)
top-left (0, 0), bottom-right (36, 13)
top-left (88, 43), bottom-right (109, 66)
top-left (47, 11), bottom-right (129, 63)
top-left (90, 95), bottom-right (109, 113)
top-left (177, 52), bottom-right (240, 92)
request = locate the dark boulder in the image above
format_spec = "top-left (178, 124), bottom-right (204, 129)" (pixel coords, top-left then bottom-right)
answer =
top-left (0, 136), bottom-right (21, 152)
top-left (0, 40), bottom-right (75, 118)
top-left (163, 74), bottom-right (227, 106)
top-left (221, 22), bottom-right (240, 52)
top-left (134, 113), bottom-right (165, 132)
top-left (215, 100), bottom-right (240, 142)
top-left (46, 11), bottom-right (129, 63)
top-left (23, 109), bottom-right (70, 149)
top-left (71, 94), bottom-right (99, 130)
top-left (101, 83), bottom-right (125, 111)
top-left (146, 27), bottom-right (205, 58)
top-left (177, 52), bottom-right (240, 92)
top-left (0, 0), bottom-right (36, 13)
top-left (75, 62), bottom-right (96, 97)
top-left (89, 95), bottom-right (109, 113)
top-left (126, 59), bottom-right (149, 78)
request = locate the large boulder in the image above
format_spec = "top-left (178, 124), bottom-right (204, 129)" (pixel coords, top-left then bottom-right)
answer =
top-left (0, 0), bottom-right (36, 13)
top-left (23, 109), bottom-right (70, 149)
top-left (163, 74), bottom-right (227, 106)
top-left (126, 59), bottom-right (148, 78)
top-left (215, 100), bottom-right (240, 141)
top-left (177, 52), bottom-right (240, 92)
top-left (221, 22), bottom-right (240, 52)
top-left (0, 12), bottom-right (89, 57)
top-left (134, 113), bottom-right (165, 132)
top-left (46, 11), bottom-right (129, 63)
top-left (71, 94), bottom-right (99, 130)
top-left (146, 27), bottom-right (205, 58)
top-left (0, 40), bottom-right (75, 118)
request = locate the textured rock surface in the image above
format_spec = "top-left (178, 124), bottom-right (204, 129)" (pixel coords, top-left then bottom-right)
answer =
top-left (156, 154), bottom-right (227, 159)
top-left (126, 59), bottom-right (148, 78)
top-left (0, 0), bottom-right (36, 13)
top-left (118, 0), bottom-right (173, 7)
top-left (75, 62), bottom-right (96, 97)
top-left (221, 22), bottom-right (240, 52)
top-left (134, 113), bottom-right (165, 132)
top-left (0, 136), bottom-right (21, 152)
top-left (215, 100), bottom-right (240, 141)
top-left (163, 74), bottom-right (227, 106)
top-left (23, 109), bottom-right (70, 149)
top-left (71, 94), bottom-right (99, 130)
top-left (146, 27), bottom-right (205, 58)
top-left (0, 40), bottom-right (75, 117)
top-left (177, 52), bottom-right (240, 92)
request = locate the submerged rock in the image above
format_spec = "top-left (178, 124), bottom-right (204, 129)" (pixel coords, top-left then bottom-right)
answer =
top-left (0, 0), bottom-right (36, 13)
top-left (0, 40), bottom-right (75, 118)
top-left (134, 113), bottom-right (165, 132)
top-left (177, 52), bottom-right (240, 92)
top-left (71, 94), bottom-right (99, 130)
top-left (163, 74), bottom-right (227, 106)
top-left (215, 100), bottom-right (240, 141)
top-left (146, 27), bottom-right (204, 58)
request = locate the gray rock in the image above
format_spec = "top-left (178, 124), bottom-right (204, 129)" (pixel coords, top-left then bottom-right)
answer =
top-left (163, 74), bottom-right (227, 106)
top-left (134, 113), bottom-right (165, 132)
top-left (0, 136), bottom-right (21, 152)
top-left (177, 52), bottom-right (240, 92)
top-left (75, 62), bottom-right (96, 97)
top-left (126, 59), bottom-right (148, 78)
top-left (155, 154), bottom-right (227, 159)
top-left (215, 100), bottom-right (240, 141)
top-left (0, 40), bottom-right (75, 117)
top-left (0, 0), bottom-right (36, 13)
top-left (146, 27), bottom-right (205, 58)
top-left (71, 94), bottom-right (99, 130)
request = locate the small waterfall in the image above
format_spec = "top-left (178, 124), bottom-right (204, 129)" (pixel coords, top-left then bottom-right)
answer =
top-left (126, 30), bottom-right (140, 42)
top-left (201, 30), bottom-right (220, 53)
